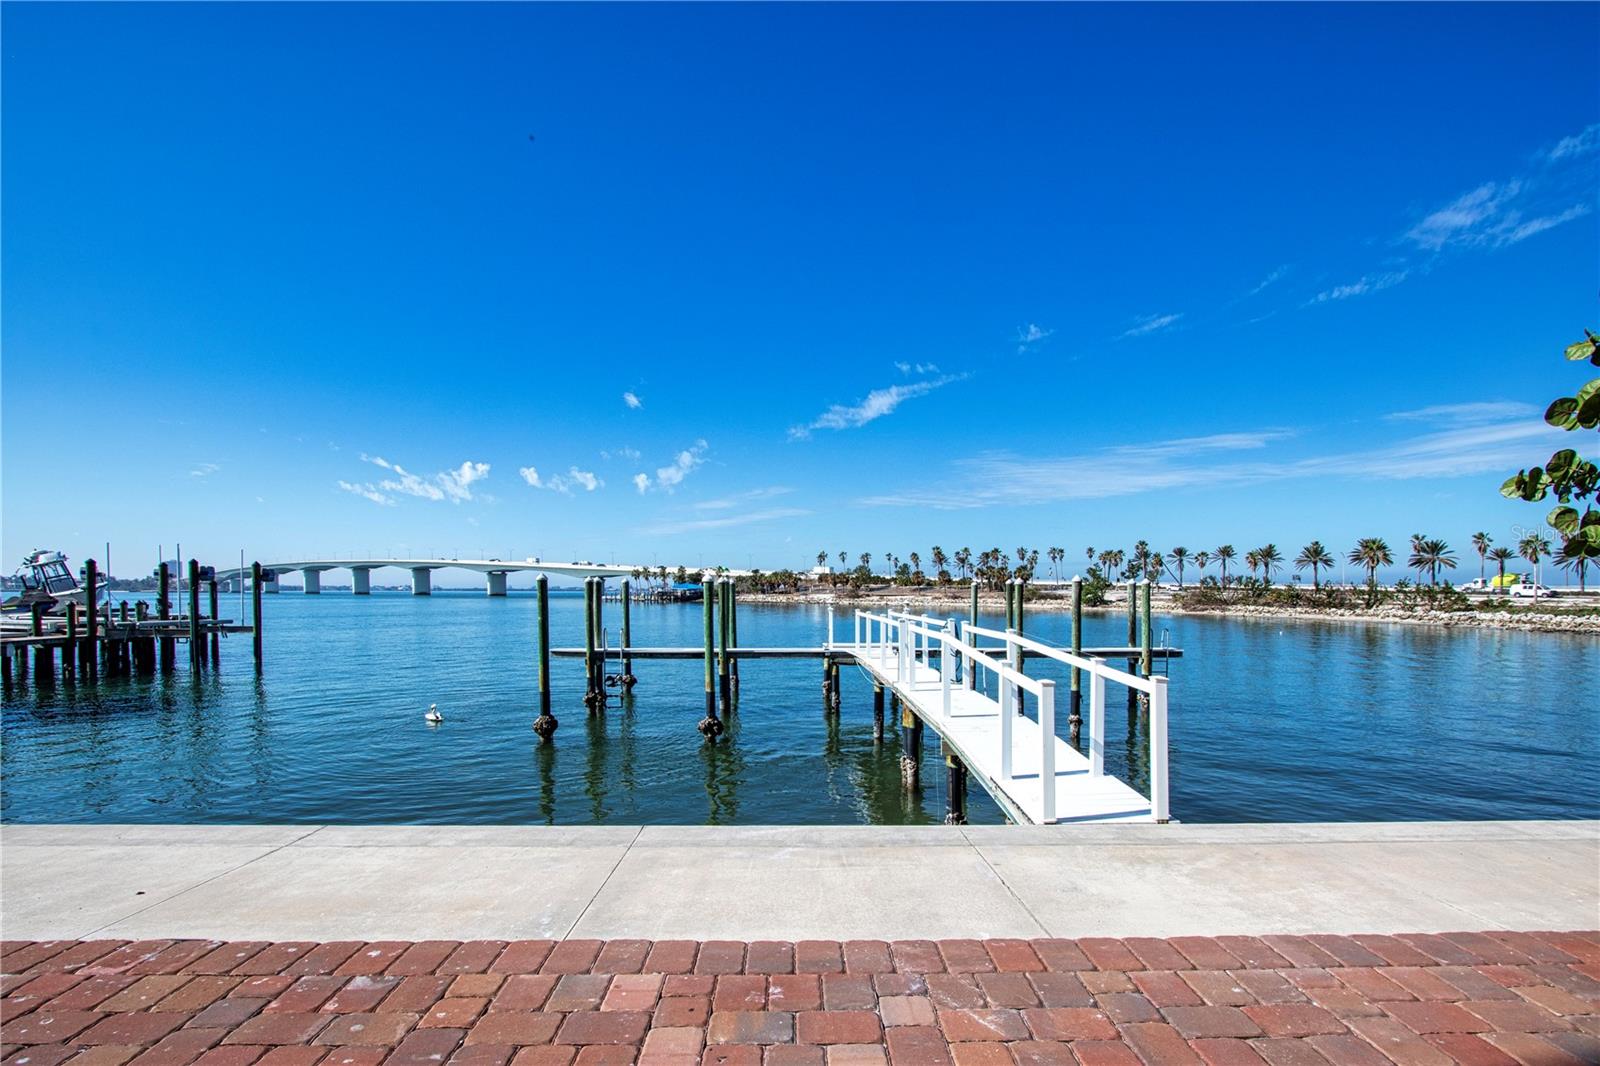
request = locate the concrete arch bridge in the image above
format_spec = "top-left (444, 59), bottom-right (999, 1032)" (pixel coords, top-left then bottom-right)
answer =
top-left (213, 558), bottom-right (668, 596)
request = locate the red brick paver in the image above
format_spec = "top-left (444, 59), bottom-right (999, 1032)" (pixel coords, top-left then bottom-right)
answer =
top-left (3, 933), bottom-right (1596, 1066)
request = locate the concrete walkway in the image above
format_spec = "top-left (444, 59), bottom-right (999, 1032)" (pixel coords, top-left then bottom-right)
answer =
top-left (2, 821), bottom-right (1595, 942)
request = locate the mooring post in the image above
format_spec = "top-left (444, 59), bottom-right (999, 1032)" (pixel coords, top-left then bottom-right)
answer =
top-left (829, 658), bottom-right (841, 712)
top-left (1125, 578), bottom-right (1138, 714)
top-left (620, 578), bottom-right (635, 688)
top-left (717, 579), bottom-right (732, 712)
top-left (728, 579), bottom-right (739, 693)
top-left (207, 579), bottom-right (220, 665)
top-left (187, 560), bottom-right (201, 668)
top-left (872, 680), bottom-right (885, 741)
top-left (944, 752), bottom-right (968, 825)
top-left (533, 574), bottom-right (557, 739)
top-left (698, 578), bottom-right (722, 739)
top-left (82, 558), bottom-right (99, 677)
top-left (64, 603), bottom-right (79, 677)
top-left (1069, 575), bottom-right (1084, 745)
top-left (1140, 579), bottom-right (1153, 678)
top-left (1, 645), bottom-right (11, 690)
top-left (157, 561), bottom-right (173, 673)
top-left (900, 704), bottom-right (922, 788)
top-left (583, 578), bottom-right (600, 712)
top-left (31, 604), bottom-right (53, 687)
top-left (1014, 577), bottom-right (1027, 714)
top-left (251, 562), bottom-right (263, 670)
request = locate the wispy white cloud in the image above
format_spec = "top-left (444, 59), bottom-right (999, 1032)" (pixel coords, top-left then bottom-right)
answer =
top-left (520, 465), bottom-right (603, 494)
top-left (623, 391), bottom-right (643, 410)
top-left (693, 487), bottom-right (793, 511)
top-left (352, 455), bottom-right (489, 503)
top-left (189, 462), bottom-right (221, 478)
top-left (1016, 323), bottom-right (1053, 353)
top-left (1385, 401), bottom-right (1538, 424)
top-left (895, 361), bottom-right (941, 375)
top-left (1544, 123), bottom-right (1599, 163)
top-left (632, 440), bottom-right (709, 493)
top-left (639, 507), bottom-right (811, 537)
top-left (1121, 313), bottom-right (1183, 338)
top-left (1246, 266), bottom-right (1289, 297)
top-left (860, 419), bottom-right (1560, 509)
top-left (789, 374), bottom-right (963, 440)
top-left (338, 480), bottom-right (395, 506)
top-left (1307, 270), bottom-right (1411, 304)
top-left (600, 446), bottom-right (642, 462)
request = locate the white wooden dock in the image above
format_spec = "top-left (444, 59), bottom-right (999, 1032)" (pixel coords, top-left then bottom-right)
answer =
top-left (842, 611), bottom-right (1170, 826)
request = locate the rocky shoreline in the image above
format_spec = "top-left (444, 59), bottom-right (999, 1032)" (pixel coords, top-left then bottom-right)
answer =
top-left (735, 589), bottom-right (1600, 635)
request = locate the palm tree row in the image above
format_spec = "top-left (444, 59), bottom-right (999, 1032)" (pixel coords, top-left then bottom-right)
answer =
top-left (805, 530), bottom-right (1579, 591)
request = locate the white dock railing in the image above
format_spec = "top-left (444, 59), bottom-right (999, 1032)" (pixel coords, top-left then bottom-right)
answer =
top-left (850, 609), bottom-right (1170, 824)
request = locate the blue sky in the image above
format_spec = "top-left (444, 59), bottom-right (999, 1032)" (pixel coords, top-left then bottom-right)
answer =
top-left (3, 3), bottom-right (1597, 581)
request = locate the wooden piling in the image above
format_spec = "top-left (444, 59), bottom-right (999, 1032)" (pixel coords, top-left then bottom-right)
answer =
top-left (583, 578), bottom-right (600, 712)
top-left (64, 603), bottom-right (79, 677)
top-left (188, 560), bottom-right (201, 668)
top-left (1014, 577), bottom-right (1027, 715)
top-left (158, 562), bottom-right (173, 673)
top-left (1140, 579), bottom-right (1153, 678)
top-left (968, 581), bottom-right (979, 689)
top-left (900, 704), bottom-right (922, 788)
top-left (83, 558), bottom-right (99, 675)
top-left (944, 752), bottom-right (968, 825)
top-left (1, 646), bottom-right (11, 690)
top-left (31, 604), bottom-right (53, 687)
top-left (1069, 576), bottom-right (1083, 745)
top-left (717, 579), bottom-right (732, 712)
top-left (533, 574), bottom-right (557, 739)
top-left (1125, 579), bottom-right (1138, 714)
top-left (873, 680), bottom-right (885, 741)
top-left (619, 578), bottom-right (635, 688)
top-left (728, 580), bottom-right (739, 693)
top-left (697, 578), bottom-right (722, 739)
top-left (251, 562), bottom-right (263, 670)
top-left (208, 580), bottom-right (220, 664)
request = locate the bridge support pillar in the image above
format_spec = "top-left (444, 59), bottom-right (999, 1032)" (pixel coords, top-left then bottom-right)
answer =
top-left (303, 570), bottom-right (322, 595)
top-left (264, 575), bottom-right (280, 594)
top-left (352, 569), bottom-right (372, 595)
top-left (944, 752), bottom-right (969, 825)
top-left (411, 568), bottom-right (432, 596)
top-left (486, 571), bottom-right (507, 597)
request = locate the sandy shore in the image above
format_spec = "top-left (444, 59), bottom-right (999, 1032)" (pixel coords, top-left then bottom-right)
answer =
top-left (736, 587), bottom-right (1600, 635)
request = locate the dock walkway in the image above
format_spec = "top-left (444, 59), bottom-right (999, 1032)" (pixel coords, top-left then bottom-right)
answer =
top-left (841, 610), bottom-right (1168, 826)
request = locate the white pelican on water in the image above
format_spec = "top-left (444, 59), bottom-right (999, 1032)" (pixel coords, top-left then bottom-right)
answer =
top-left (424, 704), bottom-right (443, 723)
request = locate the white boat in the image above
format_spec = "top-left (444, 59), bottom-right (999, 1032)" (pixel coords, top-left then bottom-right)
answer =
top-left (1, 549), bottom-right (106, 616)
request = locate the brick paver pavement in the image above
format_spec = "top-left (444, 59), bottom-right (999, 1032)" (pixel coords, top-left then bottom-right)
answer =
top-left (2, 934), bottom-right (1597, 1066)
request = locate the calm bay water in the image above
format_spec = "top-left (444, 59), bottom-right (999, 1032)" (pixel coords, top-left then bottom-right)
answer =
top-left (2, 590), bottom-right (1595, 825)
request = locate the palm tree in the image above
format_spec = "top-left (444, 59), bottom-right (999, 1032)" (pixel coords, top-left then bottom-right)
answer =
top-left (1409, 533), bottom-right (1429, 583)
top-left (1048, 546), bottom-right (1064, 582)
top-left (816, 550), bottom-right (828, 570)
top-left (1519, 533), bottom-right (1551, 587)
top-left (1105, 549), bottom-right (1125, 582)
top-left (1348, 537), bottom-right (1394, 604)
top-left (955, 547), bottom-right (972, 582)
top-left (1294, 541), bottom-right (1334, 589)
top-left (1214, 545), bottom-right (1236, 587)
top-left (859, 552), bottom-right (872, 574)
top-left (930, 546), bottom-right (948, 584)
top-left (1149, 552), bottom-right (1166, 587)
top-left (1131, 540), bottom-right (1151, 580)
top-left (1170, 547), bottom-right (1189, 588)
top-left (1488, 547), bottom-right (1514, 591)
top-left (837, 551), bottom-right (847, 571)
top-left (1193, 550), bottom-right (1210, 579)
top-left (1243, 550), bottom-right (1261, 581)
top-left (909, 552), bottom-right (922, 583)
top-left (1410, 538), bottom-right (1456, 585)
top-left (1257, 544), bottom-right (1283, 584)
top-left (1471, 532), bottom-right (1492, 584)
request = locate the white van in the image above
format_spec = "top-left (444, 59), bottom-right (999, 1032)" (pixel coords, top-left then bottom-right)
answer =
top-left (1509, 582), bottom-right (1556, 600)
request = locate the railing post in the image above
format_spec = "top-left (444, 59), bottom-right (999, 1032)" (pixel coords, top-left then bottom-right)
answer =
top-left (1089, 661), bottom-right (1105, 777)
top-left (825, 602), bottom-right (834, 651)
top-left (855, 610), bottom-right (863, 648)
top-left (1150, 676), bottom-right (1170, 823)
top-left (1039, 680), bottom-right (1057, 823)
top-left (999, 660), bottom-right (1014, 782)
